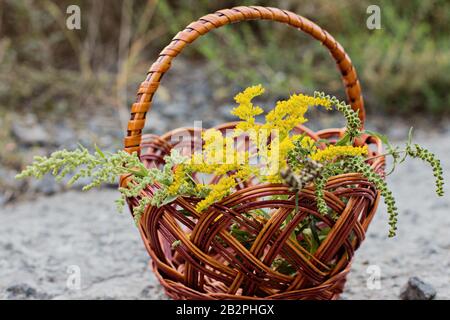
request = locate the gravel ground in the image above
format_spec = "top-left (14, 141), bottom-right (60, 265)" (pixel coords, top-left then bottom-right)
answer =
top-left (0, 190), bottom-right (165, 300)
top-left (0, 129), bottom-right (449, 300)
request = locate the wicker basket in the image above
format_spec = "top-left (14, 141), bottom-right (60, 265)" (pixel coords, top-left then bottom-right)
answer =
top-left (120, 6), bottom-right (385, 300)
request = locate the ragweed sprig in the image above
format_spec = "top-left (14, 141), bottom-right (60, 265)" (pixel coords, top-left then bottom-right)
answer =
top-left (310, 156), bottom-right (398, 237)
top-left (344, 156), bottom-right (398, 237)
top-left (405, 144), bottom-right (444, 196)
top-left (314, 91), bottom-right (361, 143)
top-left (365, 128), bottom-right (444, 197)
top-left (313, 161), bottom-right (346, 217)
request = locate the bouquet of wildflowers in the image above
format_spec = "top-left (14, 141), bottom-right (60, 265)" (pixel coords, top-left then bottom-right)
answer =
top-left (17, 85), bottom-right (444, 262)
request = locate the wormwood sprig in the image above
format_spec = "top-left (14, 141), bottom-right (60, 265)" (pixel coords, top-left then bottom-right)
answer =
top-left (15, 145), bottom-right (148, 189)
top-left (16, 146), bottom-right (206, 225)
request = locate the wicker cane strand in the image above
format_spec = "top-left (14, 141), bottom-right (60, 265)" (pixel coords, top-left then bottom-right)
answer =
top-left (121, 6), bottom-right (385, 300)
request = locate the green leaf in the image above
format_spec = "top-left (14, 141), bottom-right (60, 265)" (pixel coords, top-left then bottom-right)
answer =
top-left (94, 144), bottom-right (105, 158)
top-left (160, 194), bottom-right (179, 206)
top-left (407, 127), bottom-right (414, 146)
top-left (179, 209), bottom-right (192, 217)
top-left (171, 240), bottom-right (181, 249)
top-left (335, 133), bottom-right (351, 146)
top-left (309, 217), bottom-right (321, 246)
top-left (252, 209), bottom-right (270, 220)
top-left (272, 258), bottom-right (296, 275)
top-left (302, 228), bottom-right (317, 253)
top-left (230, 223), bottom-right (253, 244)
top-left (318, 226), bottom-right (331, 241)
top-left (364, 129), bottom-right (390, 145)
top-left (315, 139), bottom-right (331, 145)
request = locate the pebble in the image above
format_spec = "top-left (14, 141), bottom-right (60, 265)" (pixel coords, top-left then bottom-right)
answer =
top-left (218, 104), bottom-right (236, 121)
top-left (400, 277), bottom-right (437, 300)
top-left (6, 283), bottom-right (50, 299)
top-left (144, 111), bottom-right (169, 135)
top-left (0, 168), bottom-right (25, 203)
top-left (53, 124), bottom-right (77, 148)
top-left (11, 115), bottom-right (50, 146)
top-left (159, 102), bottom-right (184, 118)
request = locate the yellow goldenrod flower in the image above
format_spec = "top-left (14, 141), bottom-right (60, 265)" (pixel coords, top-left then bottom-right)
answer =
top-left (231, 84), bottom-right (265, 123)
top-left (310, 145), bottom-right (368, 162)
top-left (196, 175), bottom-right (236, 212)
top-left (186, 86), bottom-right (339, 211)
top-left (167, 164), bottom-right (186, 195)
top-left (297, 135), bottom-right (317, 151)
top-left (263, 93), bottom-right (332, 139)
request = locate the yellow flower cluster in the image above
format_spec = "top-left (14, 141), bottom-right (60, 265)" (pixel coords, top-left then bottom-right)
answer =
top-left (167, 164), bottom-right (186, 195)
top-left (166, 85), bottom-right (356, 212)
top-left (264, 93), bottom-right (331, 138)
top-left (310, 145), bottom-right (369, 162)
top-left (231, 85), bottom-right (264, 132)
top-left (262, 134), bottom-right (317, 181)
top-left (231, 85), bottom-right (332, 141)
top-left (189, 129), bottom-right (250, 175)
top-left (195, 167), bottom-right (253, 212)
top-left (300, 135), bottom-right (317, 151)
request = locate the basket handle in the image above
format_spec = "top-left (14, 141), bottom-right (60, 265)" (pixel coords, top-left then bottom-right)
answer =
top-left (124, 6), bottom-right (365, 153)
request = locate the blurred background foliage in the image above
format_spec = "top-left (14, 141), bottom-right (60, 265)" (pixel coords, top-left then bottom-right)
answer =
top-left (0, 0), bottom-right (449, 117)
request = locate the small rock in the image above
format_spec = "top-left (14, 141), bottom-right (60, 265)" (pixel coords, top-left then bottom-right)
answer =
top-left (11, 115), bottom-right (50, 146)
top-left (425, 246), bottom-right (438, 255)
top-left (386, 121), bottom-right (410, 140)
top-left (400, 277), bottom-right (436, 300)
top-left (155, 85), bottom-right (172, 104)
top-left (0, 168), bottom-right (26, 199)
top-left (159, 102), bottom-right (184, 118)
top-left (53, 124), bottom-right (77, 148)
top-left (140, 284), bottom-right (168, 300)
top-left (212, 87), bottom-right (231, 102)
top-left (144, 111), bottom-right (169, 135)
top-left (391, 257), bottom-right (400, 264)
top-left (140, 285), bottom-right (155, 298)
top-left (6, 283), bottom-right (49, 299)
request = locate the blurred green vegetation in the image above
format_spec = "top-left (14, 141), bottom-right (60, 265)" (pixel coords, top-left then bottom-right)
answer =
top-left (0, 0), bottom-right (449, 116)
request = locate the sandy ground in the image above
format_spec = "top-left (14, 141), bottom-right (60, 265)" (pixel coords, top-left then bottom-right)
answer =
top-left (1, 131), bottom-right (449, 300)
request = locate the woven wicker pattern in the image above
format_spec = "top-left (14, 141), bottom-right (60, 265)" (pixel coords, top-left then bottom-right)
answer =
top-left (121, 6), bottom-right (385, 300)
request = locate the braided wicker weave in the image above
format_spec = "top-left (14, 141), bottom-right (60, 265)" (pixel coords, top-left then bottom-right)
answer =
top-left (121, 6), bottom-right (385, 300)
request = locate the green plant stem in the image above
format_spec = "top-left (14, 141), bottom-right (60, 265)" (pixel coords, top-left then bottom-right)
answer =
top-left (364, 150), bottom-right (407, 162)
